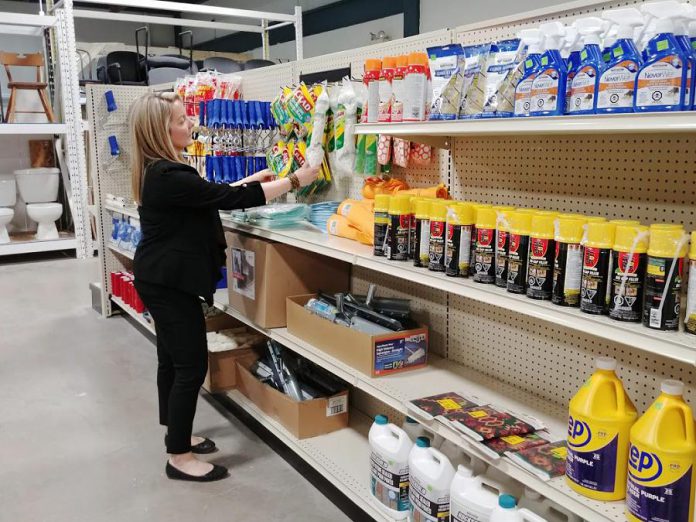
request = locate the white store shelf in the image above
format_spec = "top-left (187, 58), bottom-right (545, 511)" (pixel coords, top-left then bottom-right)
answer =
top-left (107, 243), bottom-right (134, 260)
top-left (220, 219), bottom-right (696, 366)
top-left (225, 390), bottom-right (397, 522)
top-left (355, 112), bottom-right (696, 141)
top-left (104, 201), bottom-right (139, 219)
top-left (0, 234), bottom-right (77, 256)
top-left (212, 293), bottom-right (624, 521)
top-left (111, 295), bottom-right (155, 335)
top-left (0, 124), bottom-right (68, 135)
top-left (0, 12), bottom-right (57, 36)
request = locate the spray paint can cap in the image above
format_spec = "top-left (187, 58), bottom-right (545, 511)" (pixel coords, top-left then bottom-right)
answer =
top-left (555, 216), bottom-right (586, 243)
top-left (614, 225), bottom-right (649, 253)
top-left (374, 194), bottom-right (391, 212)
top-left (475, 207), bottom-right (497, 229)
top-left (585, 222), bottom-right (616, 248)
top-left (507, 211), bottom-right (533, 235)
top-left (648, 224), bottom-right (687, 258)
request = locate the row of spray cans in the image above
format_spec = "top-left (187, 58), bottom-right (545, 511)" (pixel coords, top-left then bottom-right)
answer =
top-left (373, 197), bottom-right (696, 334)
top-left (370, 415), bottom-right (576, 522)
top-left (567, 357), bottom-right (696, 522)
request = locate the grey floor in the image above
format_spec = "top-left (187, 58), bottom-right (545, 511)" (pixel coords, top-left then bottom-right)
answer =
top-left (0, 256), bottom-right (352, 522)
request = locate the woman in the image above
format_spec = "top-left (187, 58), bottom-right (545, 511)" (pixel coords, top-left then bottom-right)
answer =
top-left (129, 92), bottom-right (318, 482)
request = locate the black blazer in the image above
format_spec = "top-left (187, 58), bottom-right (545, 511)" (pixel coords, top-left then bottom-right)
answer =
top-left (133, 159), bottom-right (266, 300)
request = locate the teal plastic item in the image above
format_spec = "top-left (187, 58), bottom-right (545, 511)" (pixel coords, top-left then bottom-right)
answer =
top-left (415, 436), bottom-right (431, 448)
top-left (499, 494), bottom-right (517, 509)
top-left (568, 44), bottom-right (605, 114)
top-left (634, 31), bottom-right (690, 111)
top-left (597, 39), bottom-right (643, 113)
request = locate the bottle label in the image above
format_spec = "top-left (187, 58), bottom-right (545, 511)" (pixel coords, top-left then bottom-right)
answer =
top-left (569, 66), bottom-right (597, 112)
top-left (506, 233), bottom-right (530, 293)
top-left (429, 219), bottom-right (446, 271)
top-left (474, 227), bottom-right (496, 283)
top-left (626, 443), bottom-right (693, 522)
top-left (531, 69), bottom-right (560, 113)
top-left (404, 72), bottom-right (427, 121)
top-left (335, 104), bottom-right (346, 149)
top-left (636, 56), bottom-right (684, 108)
top-left (392, 76), bottom-right (405, 122)
top-left (409, 473), bottom-right (450, 522)
top-left (566, 70), bottom-right (576, 111)
top-left (514, 76), bottom-right (535, 116)
top-left (643, 256), bottom-right (683, 330)
top-left (445, 223), bottom-right (461, 276)
top-left (580, 247), bottom-right (612, 314)
top-left (609, 251), bottom-right (646, 322)
top-left (566, 416), bottom-right (619, 492)
top-left (687, 261), bottom-right (696, 334)
top-left (495, 230), bottom-right (509, 287)
top-left (378, 77), bottom-right (393, 123)
top-left (597, 62), bottom-right (639, 109)
top-left (366, 78), bottom-right (380, 123)
top-left (373, 211), bottom-right (389, 256)
top-left (417, 219), bottom-right (430, 266)
top-left (370, 451), bottom-right (410, 512)
top-left (553, 242), bottom-right (583, 306)
top-left (450, 499), bottom-right (488, 522)
top-left (527, 237), bottom-right (555, 299)
top-left (386, 214), bottom-right (410, 261)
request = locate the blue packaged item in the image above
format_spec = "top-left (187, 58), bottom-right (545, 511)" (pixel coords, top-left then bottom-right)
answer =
top-left (568, 18), bottom-right (606, 115)
top-left (458, 44), bottom-right (491, 118)
top-left (635, 6), bottom-right (690, 112)
top-left (480, 38), bottom-right (523, 118)
top-left (531, 22), bottom-right (568, 116)
top-left (597, 8), bottom-right (644, 114)
top-left (514, 29), bottom-right (544, 117)
top-left (674, 23), bottom-right (696, 109)
top-left (564, 25), bottom-right (583, 114)
top-left (427, 44), bottom-right (466, 120)
top-left (111, 215), bottom-right (120, 243)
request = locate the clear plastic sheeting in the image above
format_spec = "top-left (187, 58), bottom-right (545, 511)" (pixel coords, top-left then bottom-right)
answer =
top-left (223, 203), bottom-right (310, 228)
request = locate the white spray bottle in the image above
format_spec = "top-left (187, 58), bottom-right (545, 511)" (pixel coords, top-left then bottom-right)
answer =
top-left (530, 21), bottom-right (568, 116)
top-left (563, 24), bottom-right (582, 114)
top-left (514, 28), bottom-right (544, 117)
top-left (568, 17), bottom-right (606, 114)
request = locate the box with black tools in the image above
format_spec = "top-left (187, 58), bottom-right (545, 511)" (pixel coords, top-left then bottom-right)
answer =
top-left (286, 293), bottom-right (429, 378)
top-left (235, 341), bottom-right (350, 439)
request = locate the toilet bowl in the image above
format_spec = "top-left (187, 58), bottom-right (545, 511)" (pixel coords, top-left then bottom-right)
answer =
top-left (14, 168), bottom-right (62, 241)
top-left (26, 202), bottom-right (63, 240)
top-left (0, 174), bottom-right (16, 244)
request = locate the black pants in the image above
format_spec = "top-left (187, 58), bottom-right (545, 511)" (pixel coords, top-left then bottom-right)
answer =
top-left (134, 279), bottom-right (208, 455)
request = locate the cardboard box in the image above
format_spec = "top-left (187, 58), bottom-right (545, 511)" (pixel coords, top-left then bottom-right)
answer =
top-left (203, 347), bottom-right (256, 393)
top-left (205, 311), bottom-right (243, 333)
top-left (236, 353), bottom-right (350, 439)
top-left (225, 232), bottom-right (350, 328)
top-left (286, 294), bottom-right (429, 377)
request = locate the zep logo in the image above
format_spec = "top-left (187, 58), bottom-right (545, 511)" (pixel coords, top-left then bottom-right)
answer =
top-left (628, 444), bottom-right (663, 483)
top-left (567, 416), bottom-right (592, 448)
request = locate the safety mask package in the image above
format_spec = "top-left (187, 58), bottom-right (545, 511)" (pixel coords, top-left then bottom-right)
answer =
top-left (427, 44), bottom-right (467, 120)
top-left (459, 44), bottom-right (492, 118)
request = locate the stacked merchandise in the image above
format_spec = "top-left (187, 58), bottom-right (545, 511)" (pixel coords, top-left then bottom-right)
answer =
top-left (174, 72), bottom-right (242, 118)
top-left (109, 213), bottom-right (141, 254)
top-left (206, 327), bottom-right (265, 353)
top-left (223, 203), bottom-right (310, 229)
top-left (308, 201), bottom-right (340, 232)
top-left (372, 200), bottom-right (696, 335)
top-left (110, 271), bottom-right (148, 319)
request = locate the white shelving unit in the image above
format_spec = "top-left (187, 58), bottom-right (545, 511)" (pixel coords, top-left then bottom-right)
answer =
top-left (108, 243), bottom-right (134, 260)
top-left (226, 390), bottom-right (397, 522)
top-left (104, 201), bottom-right (138, 219)
top-left (0, 124), bottom-right (68, 134)
top-left (111, 295), bottom-right (155, 335)
top-left (212, 291), bottom-right (624, 521)
top-left (220, 219), bottom-right (696, 365)
top-left (0, 235), bottom-right (77, 255)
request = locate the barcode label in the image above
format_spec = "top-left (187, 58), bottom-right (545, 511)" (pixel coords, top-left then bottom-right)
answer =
top-left (326, 395), bottom-right (348, 417)
top-left (650, 308), bottom-right (662, 328)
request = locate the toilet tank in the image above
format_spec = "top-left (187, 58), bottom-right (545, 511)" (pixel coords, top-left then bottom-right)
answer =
top-left (14, 168), bottom-right (60, 203)
top-left (0, 175), bottom-right (17, 207)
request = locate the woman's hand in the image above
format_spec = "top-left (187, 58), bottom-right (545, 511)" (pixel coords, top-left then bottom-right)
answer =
top-left (232, 169), bottom-right (276, 186)
top-left (293, 164), bottom-right (320, 187)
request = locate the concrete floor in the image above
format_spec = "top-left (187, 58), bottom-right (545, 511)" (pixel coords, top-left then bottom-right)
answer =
top-left (0, 256), bottom-right (352, 522)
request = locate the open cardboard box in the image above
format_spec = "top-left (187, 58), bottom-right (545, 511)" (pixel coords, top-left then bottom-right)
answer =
top-left (286, 294), bottom-right (428, 378)
top-left (225, 231), bottom-right (350, 328)
top-left (235, 351), bottom-right (350, 439)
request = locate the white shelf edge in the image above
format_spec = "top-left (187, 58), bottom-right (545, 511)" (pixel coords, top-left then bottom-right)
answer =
top-left (225, 390), bottom-right (398, 522)
top-left (111, 295), bottom-right (155, 335)
top-left (0, 123), bottom-right (68, 135)
top-left (0, 12), bottom-right (57, 28)
top-left (220, 221), bottom-right (696, 366)
top-left (104, 201), bottom-right (139, 219)
top-left (107, 243), bottom-right (135, 260)
top-left (0, 236), bottom-right (77, 256)
top-left (212, 293), bottom-right (623, 521)
top-left (355, 112), bottom-right (696, 137)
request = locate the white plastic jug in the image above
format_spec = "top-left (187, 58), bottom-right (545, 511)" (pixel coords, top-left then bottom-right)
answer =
top-left (408, 437), bottom-right (456, 521)
top-left (491, 494), bottom-right (548, 522)
top-left (485, 465), bottom-right (524, 499)
top-left (519, 487), bottom-right (582, 522)
top-left (369, 415), bottom-right (413, 519)
top-left (450, 464), bottom-right (508, 522)
top-left (402, 416), bottom-right (428, 442)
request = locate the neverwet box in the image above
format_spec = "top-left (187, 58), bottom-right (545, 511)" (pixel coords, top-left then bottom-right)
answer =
top-left (286, 294), bottom-right (429, 377)
top-left (225, 232), bottom-right (350, 328)
top-left (235, 352), bottom-right (350, 439)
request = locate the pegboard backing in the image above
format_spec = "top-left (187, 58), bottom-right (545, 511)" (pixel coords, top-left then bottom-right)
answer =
top-left (238, 62), bottom-right (295, 102)
top-left (450, 134), bottom-right (696, 228)
top-left (447, 294), bottom-right (696, 415)
top-left (350, 266), bottom-right (448, 358)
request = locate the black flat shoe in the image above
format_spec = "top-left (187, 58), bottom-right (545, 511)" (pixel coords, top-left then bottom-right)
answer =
top-left (165, 461), bottom-right (228, 482)
top-left (165, 435), bottom-right (217, 454)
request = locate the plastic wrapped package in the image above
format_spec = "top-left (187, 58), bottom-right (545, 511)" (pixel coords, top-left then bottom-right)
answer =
top-left (427, 44), bottom-right (467, 120)
top-left (393, 138), bottom-right (410, 168)
top-left (410, 143), bottom-right (432, 166)
top-left (307, 83), bottom-right (329, 168)
top-left (335, 78), bottom-right (358, 177)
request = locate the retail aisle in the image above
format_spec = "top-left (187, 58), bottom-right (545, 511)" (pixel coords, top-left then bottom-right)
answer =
top-left (0, 257), bottom-right (352, 522)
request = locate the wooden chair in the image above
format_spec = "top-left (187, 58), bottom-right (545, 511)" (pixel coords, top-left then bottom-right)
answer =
top-left (0, 52), bottom-right (55, 123)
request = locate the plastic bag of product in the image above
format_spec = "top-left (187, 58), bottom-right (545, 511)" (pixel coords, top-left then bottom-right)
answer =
top-left (377, 134), bottom-right (392, 165)
top-left (410, 143), bottom-right (432, 166)
top-left (271, 87), bottom-right (294, 136)
top-left (292, 139), bottom-right (307, 170)
top-left (327, 85), bottom-right (339, 154)
top-left (458, 44), bottom-right (491, 118)
top-left (335, 77), bottom-right (358, 177)
top-left (427, 44), bottom-right (467, 120)
top-left (286, 82), bottom-right (317, 137)
top-left (393, 137), bottom-right (410, 168)
top-left (216, 74), bottom-right (242, 99)
top-left (307, 82), bottom-right (329, 168)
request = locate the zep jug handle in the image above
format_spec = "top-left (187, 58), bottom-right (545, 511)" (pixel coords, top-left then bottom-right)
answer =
top-left (389, 426), bottom-right (407, 443)
top-left (519, 508), bottom-right (549, 522)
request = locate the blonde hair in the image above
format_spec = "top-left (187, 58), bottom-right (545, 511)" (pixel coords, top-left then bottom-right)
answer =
top-left (129, 92), bottom-right (184, 204)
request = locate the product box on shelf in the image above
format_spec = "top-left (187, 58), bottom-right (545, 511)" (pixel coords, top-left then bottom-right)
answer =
top-left (225, 231), bottom-right (350, 328)
top-left (286, 294), bottom-right (429, 377)
top-left (235, 352), bottom-right (350, 439)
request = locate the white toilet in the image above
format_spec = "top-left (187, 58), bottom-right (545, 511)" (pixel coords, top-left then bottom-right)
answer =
top-left (14, 168), bottom-right (63, 241)
top-left (0, 175), bottom-right (17, 244)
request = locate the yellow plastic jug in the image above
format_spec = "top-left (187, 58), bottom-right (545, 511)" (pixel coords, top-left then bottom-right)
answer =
top-left (566, 357), bottom-right (638, 500)
top-left (626, 380), bottom-right (696, 522)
